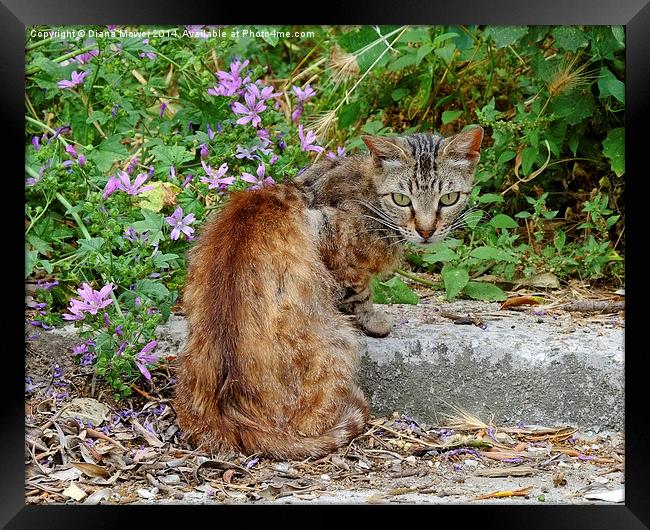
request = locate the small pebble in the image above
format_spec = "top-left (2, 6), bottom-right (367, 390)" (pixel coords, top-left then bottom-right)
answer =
top-left (320, 474), bottom-right (331, 481)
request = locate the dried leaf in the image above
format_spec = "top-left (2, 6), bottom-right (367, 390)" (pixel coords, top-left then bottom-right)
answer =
top-left (71, 462), bottom-right (110, 478)
top-left (130, 418), bottom-right (164, 448)
top-left (584, 488), bottom-right (624, 503)
top-left (62, 483), bottom-right (87, 501)
top-left (501, 296), bottom-right (544, 309)
top-left (60, 398), bottom-right (110, 427)
top-left (83, 488), bottom-right (113, 505)
top-left (474, 486), bottom-right (532, 500)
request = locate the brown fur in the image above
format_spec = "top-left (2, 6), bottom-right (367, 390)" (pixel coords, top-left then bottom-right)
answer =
top-left (173, 129), bottom-right (483, 459)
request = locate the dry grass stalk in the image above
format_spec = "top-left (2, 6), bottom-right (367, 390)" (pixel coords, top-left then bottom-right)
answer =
top-left (329, 45), bottom-right (360, 85)
top-left (548, 54), bottom-right (596, 98)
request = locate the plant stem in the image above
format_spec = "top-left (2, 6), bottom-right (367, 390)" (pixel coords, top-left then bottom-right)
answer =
top-left (26, 44), bottom-right (98, 75)
top-left (25, 116), bottom-right (70, 146)
top-left (110, 291), bottom-right (123, 317)
top-left (26, 36), bottom-right (54, 51)
top-left (396, 268), bottom-right (443, 290)
top-left (54, 192), bottom-right (92, 240)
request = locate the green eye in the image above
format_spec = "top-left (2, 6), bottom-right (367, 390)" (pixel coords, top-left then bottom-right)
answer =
top-left (440, 192), bottom-right (460, 206)
top-left (392, 193), bottom-right (411, 207)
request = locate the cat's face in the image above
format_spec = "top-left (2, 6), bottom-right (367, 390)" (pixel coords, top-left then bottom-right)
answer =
top-left (362, 128), bottom-right (483, 245)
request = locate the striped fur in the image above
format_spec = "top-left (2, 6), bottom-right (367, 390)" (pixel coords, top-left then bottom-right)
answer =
top-left (173, 128), bottom-right (483, 459)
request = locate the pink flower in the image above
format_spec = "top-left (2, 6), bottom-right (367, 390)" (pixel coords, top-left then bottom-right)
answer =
top-left (57, 70), bottom-right (89, 89)
top-left (292, 84), bottom-right (316, 102)
top-left (116, 171), bottom-right (153, 195)
top-left (165, 207), bottom-right (195, 240)
top-left (232, 91), bottom-right (267, 127)
top-left (241, 164), bottom-right (275, 191)
top-left (62, 283), bottom-right (114, 321)
top-left (298, 124), bottom-right (324, 153)
top-left (200, 161), bottom-right (234, 189)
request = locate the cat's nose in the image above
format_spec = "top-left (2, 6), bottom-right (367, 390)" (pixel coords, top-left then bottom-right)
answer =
top-left (416, 228), bottom-right (433, 240)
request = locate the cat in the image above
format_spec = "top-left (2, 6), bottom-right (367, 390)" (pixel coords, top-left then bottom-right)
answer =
top-left (173, 126), bottom-right (484, 459)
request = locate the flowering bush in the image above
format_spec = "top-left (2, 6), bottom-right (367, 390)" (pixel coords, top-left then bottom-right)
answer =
top-left (26, 25), bottom-right (333, 396)
top-left (25, 25), bottom-right (624, 397)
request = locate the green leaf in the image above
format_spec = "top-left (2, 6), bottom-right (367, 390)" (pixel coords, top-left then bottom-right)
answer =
top-left (75, 237), bottom-right (105, 255)
top-left (602, 128), bottom-right (625, 177)
top-left (469, 246), bottom-right (517, 262)
top-left (387, 51), bottom-right (419, 72)
top-left (27, 234), bottom-right (52, 256)
top-left (478, 193), bottom-right (504, 204)
top-left (554, 229), bottom-right (566, 252)
top-left (152, 252), bottom-right (180, 269)
top-left (254, 26), bottom-right (279, 46)
top-left (464, 210), bottom-right (485, 229)
top-left (422, 247), bottom-right (458, 264)
top-left (549, 90), bottom-right (595, 126)
top-left (489, 214), bottom-right (519, 229)
top-left (598, 67), bottom-right (625, 103)
top-left (521, 146), bottom-right (538, 175)
top-left (371, 276), bottom-right (420, 305)
top-left (132, 209), bottom-right (164, 241)
top-left (416, 43), bottom-right (434, 65)
top-left (86, 110), bottom-right (109, 125)
top-left (484, 26), bottom-right (529, 48)
top-left (442, 265), bottom-right (469, 300)
top-left (441, 110), bottom-right (463, 125)
top-left (391, 88), bottom-right (409, 101)
top-left (463, 281), bottom-right (507, 302)
top-left (150, 145), bottom-right (194, 173)
top-left (25, 246), bottom-right (38, 279)
top-left (88, 135), bottom-right (128, 173)
top-left (338, 101), bottom-right (361, 129)
top-left (434, 43), bottom-right (456, 64)
top-left (497, 150), bottom-right (517, 166)
top-left (550, 27), bottom-right (588, 52)
top-left (135, 278), bottom-right (170, 303)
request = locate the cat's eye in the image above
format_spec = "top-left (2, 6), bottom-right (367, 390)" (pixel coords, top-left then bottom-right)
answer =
top-left (440, 192), bottom-right (460, 206)
top-left (391, 193), bottom-right (411, 207)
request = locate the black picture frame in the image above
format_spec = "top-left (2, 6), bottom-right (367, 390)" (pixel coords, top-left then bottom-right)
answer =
top-left (7, 1), bottom-right (648, 527)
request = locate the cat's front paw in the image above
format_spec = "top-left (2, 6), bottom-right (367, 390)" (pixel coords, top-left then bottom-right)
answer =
top-left (357, 310), bottom-right (393, 338)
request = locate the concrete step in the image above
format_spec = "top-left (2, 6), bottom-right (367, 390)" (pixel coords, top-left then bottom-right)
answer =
top-left (155, 300), bottom-right (624, 431)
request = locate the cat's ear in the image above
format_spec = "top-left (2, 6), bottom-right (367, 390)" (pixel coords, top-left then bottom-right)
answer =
top-left (362, 135), bottom-right (409, 161)
top-left (441, 126), bottom-right (484, 164)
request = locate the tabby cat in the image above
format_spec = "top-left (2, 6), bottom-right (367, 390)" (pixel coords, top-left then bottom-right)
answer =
top-left (174, 126), bottom-right (484, 459)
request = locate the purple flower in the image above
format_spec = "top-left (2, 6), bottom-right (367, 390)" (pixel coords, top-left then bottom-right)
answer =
top-left (80, 351), bottom-right (96, 366)
top-left (169, 165), bottom-right (176, 180)
top-left (241, 164), bottom-right (275, 191)
top-left (116, 341), bottom-right (127, 356)
top-left (103, 312), bottom-right (111, 327)
top-left (140, 50), bottom-right (157, 60)
top-left (247, 82), bottom-right (280, 102)
top-left (292, 84), bottom-right (316, 102)
top-left (200, 144), bottom-right (209, 159)
top-left (65, 144), bottom-right (78, 158)
top-left (232, 91), bottom-right (267, 127)
top-left (269, 154), bottom-right (279, 165)
top-left (57, 70), bottom-right (89, 89)
top-left (62, 283), bottom-right (114, 320)
top-left (74, 49), bottom-right (99, 64)
top-left (326, 146), bottom-right (346, 160)
top-left (78, 154), bottom-right (86, 167)
top-left (72, 343), bottom-right (89, 356)
top-left (165, 207), bottom-right (195, 240)
top-left (135, 340), bottom-right (159, 381)
top-left (207, 124), bottom-right (215, 140)
top-left (298, 124), bottom-right (324, 153)
top-left (116, 171), bottom-right (154, 196)
top-left (181, 174), bottom-right (194, 188)
top-left (159, 101), bottom-right (167, 117)
top-left (200, 161), bottom-right (234, 189)
top-left (102, 176), bottom-right (122, 199)
top-left (124, 226), bottom-right (149, 243)
top-left (32, 136), bottom-right (40, 151)
top-left (235, 144), bottom-right (260, 160)
top-left (111, 104), bottom-right (120, 117)
top-left (37, 279), bottom-right (59, 291)
top-left (292, 102), bottom-right (304, 123)
top-left (115, 325), bottom-right (123, 337)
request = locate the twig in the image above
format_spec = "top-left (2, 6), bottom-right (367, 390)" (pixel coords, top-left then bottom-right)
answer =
top-left (146, 473), bottom-right (184, 500)
top-left (559, 300), bottom-right (624, 313)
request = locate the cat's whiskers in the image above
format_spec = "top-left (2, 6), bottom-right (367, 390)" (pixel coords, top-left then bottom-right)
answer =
top-left (360, 214), bottom-right (401, 231)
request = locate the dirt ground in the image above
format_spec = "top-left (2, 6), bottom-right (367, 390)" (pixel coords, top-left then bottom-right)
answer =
top-left (24, 309), bottom-right (625, 506)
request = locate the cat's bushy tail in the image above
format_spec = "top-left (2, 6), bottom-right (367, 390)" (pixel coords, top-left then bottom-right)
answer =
top-left (173, 183), bottom-right (369, 459)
